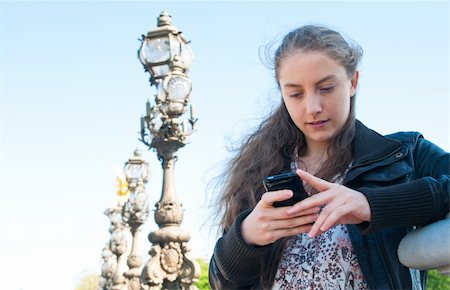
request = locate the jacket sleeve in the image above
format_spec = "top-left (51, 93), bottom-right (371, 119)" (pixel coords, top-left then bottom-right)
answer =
top-left (209, 209), bottom-right (272, 289)
top-left (357, 137), bottom-right (450, 234)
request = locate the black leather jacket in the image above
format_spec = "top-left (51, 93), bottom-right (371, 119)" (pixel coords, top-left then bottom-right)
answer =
top-left (209, 120), bottom-right (450, 289)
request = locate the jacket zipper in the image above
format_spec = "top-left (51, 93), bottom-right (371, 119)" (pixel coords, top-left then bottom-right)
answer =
top-left (349, 146), bottom-right (403, 171)
top-left (347, 145), bottom-right (404, 289)
top-left (374, 234), bottom-right (399, 289)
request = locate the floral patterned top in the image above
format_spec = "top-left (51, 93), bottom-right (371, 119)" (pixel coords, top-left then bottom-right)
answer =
top-left (273, 161), bottom-right (367, 289)
top-left (273, 224), bottom-right (368, 290)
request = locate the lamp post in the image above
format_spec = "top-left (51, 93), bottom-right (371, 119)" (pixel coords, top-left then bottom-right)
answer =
top-left (101, 194), bottom-right (130, 290)
top-left (122, 148), bottom-right (150, 290)
top-left (138, 11), bottom-right (200, 289)
top-left (100, 242), bottom-right (116, 290)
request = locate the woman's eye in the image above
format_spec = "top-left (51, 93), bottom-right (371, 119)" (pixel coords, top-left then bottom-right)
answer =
top-left (320, 86), bottom-right (334, 93)
top-left (289, 92), bottom-right (303, 98)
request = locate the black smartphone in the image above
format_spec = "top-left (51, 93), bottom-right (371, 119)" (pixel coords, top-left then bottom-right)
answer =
top-left (263, 172), bottom-right (309, 207)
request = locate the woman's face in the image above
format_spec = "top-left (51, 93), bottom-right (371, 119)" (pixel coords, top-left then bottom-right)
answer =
top-left (278, 51), bottom-right (358, 150)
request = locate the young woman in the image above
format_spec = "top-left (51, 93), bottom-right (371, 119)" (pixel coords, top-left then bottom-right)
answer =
top-left (208, 25), bottom-right (449, 289)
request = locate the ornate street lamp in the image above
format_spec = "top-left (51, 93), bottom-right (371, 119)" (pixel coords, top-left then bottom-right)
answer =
top-left (138, 11), bottom-right (193, 87)
top-left (100, 149), bottom-right (150, 290)
top-left (121, 148), bottom-right (150, 290)
top-left (101, 202), bottom-right (129, 290)
top-left (138, 11), bottom-right (200, 290)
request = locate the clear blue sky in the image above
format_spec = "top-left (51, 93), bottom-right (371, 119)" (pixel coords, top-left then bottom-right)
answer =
top-left (0, 1), bottom-right (448, 289)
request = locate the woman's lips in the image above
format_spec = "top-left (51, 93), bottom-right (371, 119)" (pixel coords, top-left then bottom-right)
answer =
top-left (307, 120), bottom-right (329, 128)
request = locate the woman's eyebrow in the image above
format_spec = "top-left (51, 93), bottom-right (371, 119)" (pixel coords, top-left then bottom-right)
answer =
top-left (316, 75), bottom-right (337, 85)
top-left (283, 83), bottom-right (302, 88)
top-left (283, 75), bottom-right (338, 89)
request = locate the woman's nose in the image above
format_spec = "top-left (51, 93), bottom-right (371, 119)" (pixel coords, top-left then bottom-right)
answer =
top-left (305, 94), bottom-right (322, 115)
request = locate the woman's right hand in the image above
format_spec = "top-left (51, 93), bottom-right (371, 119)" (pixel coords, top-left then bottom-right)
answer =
top-left (241, 190), bottom-right (320, 246)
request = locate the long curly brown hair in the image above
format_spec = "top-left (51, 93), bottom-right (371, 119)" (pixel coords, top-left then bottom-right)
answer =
top-left (215, 25), bottom-right (363, 288)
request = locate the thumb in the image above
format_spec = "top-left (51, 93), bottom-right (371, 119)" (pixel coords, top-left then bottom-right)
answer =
top-left (261, 189), bottom-right (293, 207)
top-left (296, 169), bottom-right (332, 192)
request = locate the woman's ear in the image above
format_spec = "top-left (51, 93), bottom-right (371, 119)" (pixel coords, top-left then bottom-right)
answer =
top-left (350, 70), bottom-right (359, 97)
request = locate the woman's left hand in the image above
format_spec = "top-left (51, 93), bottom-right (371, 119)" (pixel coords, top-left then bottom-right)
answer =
top-left (286, 169), bottom-right (371, 237)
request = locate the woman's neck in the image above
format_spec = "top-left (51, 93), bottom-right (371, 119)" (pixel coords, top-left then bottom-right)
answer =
top-left (298, 142), bottom-right (328, 174)
top-left (305, 141), bottom-right (328, 160)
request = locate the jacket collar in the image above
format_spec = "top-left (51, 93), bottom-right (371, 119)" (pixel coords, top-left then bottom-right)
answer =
top-left (352, 120), bottom-right (402, 167)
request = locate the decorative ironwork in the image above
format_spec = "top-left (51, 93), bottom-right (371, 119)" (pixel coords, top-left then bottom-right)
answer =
top-left (122, 148), bottom-right (150, 290)
top-left (100, 148), bottom-right (150, 290)
top-left (138, 11), bottom-right (200, 289)
top-left (100, 204), bottom-right (129, 290)
top-left (100, 11), bottom-right (200, 290)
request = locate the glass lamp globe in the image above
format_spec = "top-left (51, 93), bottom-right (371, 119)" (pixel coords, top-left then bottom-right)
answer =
top-left (138, 11), bottom-right (194, 85)
top-left (126, 164), bottom-right (142, 180)
top-left (138, 37), bottom-right (171, 80)
top-left (166, 75), bottom-right (192, 102)
top-left (124, 149), bottom-right (149, 184)
top-left (134, 190), bottom-right (148, 211)
top-left (179, 41), bottom-right (194, 69)
top-left (160, 74), bottom-right (191, 115)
